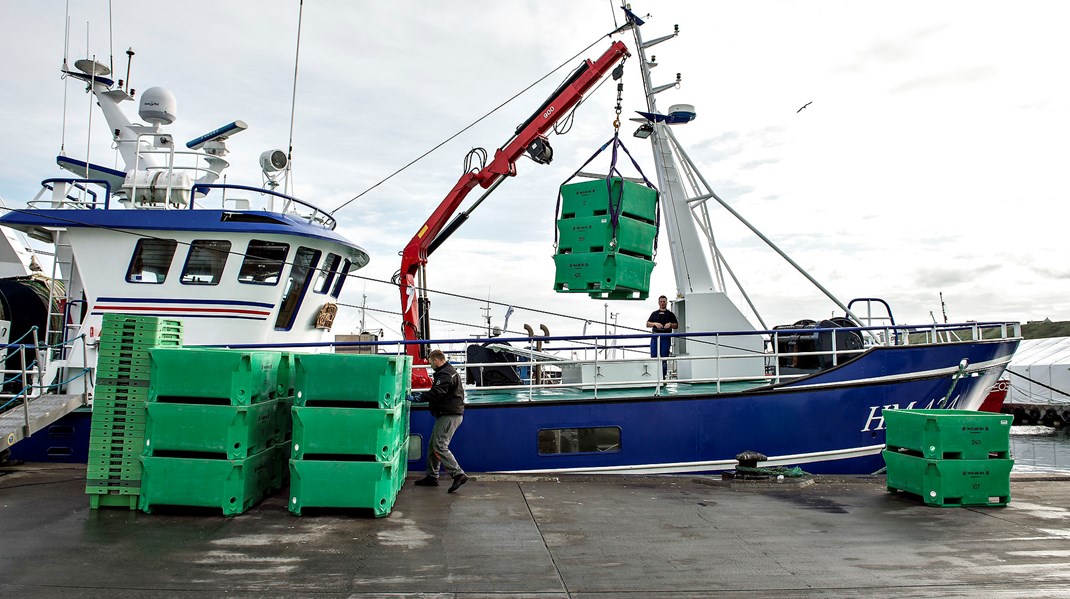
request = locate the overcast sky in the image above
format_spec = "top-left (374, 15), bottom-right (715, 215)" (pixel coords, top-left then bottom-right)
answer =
top-left (1, 1), bottom-right (1067, 341)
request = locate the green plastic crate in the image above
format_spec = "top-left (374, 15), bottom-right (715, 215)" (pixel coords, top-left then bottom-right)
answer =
top-left (150, 348), bottom-right (281, 404)
top-left (883, 450), bottom-right (1012, 507)
top-left (293, 354), bottom-right (410, 407)
top-left (553, 251), bottom-right (654, 299)
top-left (276, 352), bottom-right (296, 396)
top-left (145, 399), bottom-right (281, 459)
top-left (140, 447), bottom-right (276, 516)
top-left (291, 403), bottom-right (406, 461)
top-left (556, 215), bottom-right (656, 259)
top-left (275, 396), bottom-right (294, 443)
top-left (884, 409), bottom-right (1012, 459)
top-left (560, 178), bottom-right (658, 223)
top-left (288, 449), bottom-right (405, 517)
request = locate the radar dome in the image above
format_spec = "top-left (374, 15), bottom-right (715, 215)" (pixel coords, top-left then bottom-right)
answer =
top-left (139, 87), bottom-right (178, 125)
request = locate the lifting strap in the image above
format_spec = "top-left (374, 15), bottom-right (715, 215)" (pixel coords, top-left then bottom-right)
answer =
top-left (554, 132), bottom-right (660, 253)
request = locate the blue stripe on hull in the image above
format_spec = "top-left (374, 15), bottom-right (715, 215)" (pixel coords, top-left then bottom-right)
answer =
top-left (408, 340), bottom-right (1017, 475)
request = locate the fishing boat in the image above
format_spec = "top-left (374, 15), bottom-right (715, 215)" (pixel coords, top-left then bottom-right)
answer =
top-left (2, 5), bottom-right (1020, 475)
top-left (0, 54), bottom-right (368, 458)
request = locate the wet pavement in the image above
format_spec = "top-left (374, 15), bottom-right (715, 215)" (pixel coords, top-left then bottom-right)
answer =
top-left (2, 464), bottom-right (1070, 598)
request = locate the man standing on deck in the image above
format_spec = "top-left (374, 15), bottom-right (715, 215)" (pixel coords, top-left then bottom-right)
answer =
top-left (410, 349), bottom-right (469, 493)
top-left (647, 295), bottom-right (678, 377)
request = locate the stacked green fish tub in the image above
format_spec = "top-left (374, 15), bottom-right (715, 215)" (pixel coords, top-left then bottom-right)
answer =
top-left (553, 177), bottom-right (657, 300)
top-left (288, 353), bottom-right (412, 517)
top-left (86, 314), bottom-right (183, 510)
top-left (883, 409), bottom-right (1014, 507)
top-left (140, 348), bottom-right (290, 516)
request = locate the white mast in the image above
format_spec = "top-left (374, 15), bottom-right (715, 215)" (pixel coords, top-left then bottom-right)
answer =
top-left (628, 13), bottom-right (765, 381)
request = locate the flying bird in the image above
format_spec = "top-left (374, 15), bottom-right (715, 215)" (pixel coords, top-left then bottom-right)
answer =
top-left (796, 101), bottom-right (813, 113)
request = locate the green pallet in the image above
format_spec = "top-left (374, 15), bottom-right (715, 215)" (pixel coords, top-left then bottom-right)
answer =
top-left (88, 492), bottom-right (140, 511)
top-left (97, 354), bottom-right (152, 369)
top-left (86, 483), bottom-right (140, 496)
top-left (102, 314), bottom-right (183, 328)
top-left (140, 447), bottom-right (276, 516)
top-left (556, 215), bottom-right (656, 259)
top-left (884, 409), bottom-right (1012, 460)
top-left (293, 354), bottom-right (411, 408)
top-left (150, 348), bottom-right (281, 404)
top-left (291, 403), bottom-right (405, 461)
top-left (560, 178), bottom-right (658, 223)
top-left (89, 431), bottom-right (146, 447)
top-left (145, 399), bottom-right (281, 459)
top-left (553, 251), bottom-right (654, 300)
top-left (288, 449), bottom-right (405, 517)
top-left (99, 332), bottom-right (182, 345)
top-left (90, 418), bottom-right (146, 431)
top-left (87, 464), bottom-right (142, 482)
top-left (883, 450), bottom-right (1012, 507)
top-left (96, 348), bottom-right (155, 362)
top-left (94, 382), bottom-right (151, 399)
top-left (90, 407), bottom-right (146, 422)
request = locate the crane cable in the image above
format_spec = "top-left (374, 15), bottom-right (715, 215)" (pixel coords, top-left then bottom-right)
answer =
top-left (330, 31), bottom-right (618, 215)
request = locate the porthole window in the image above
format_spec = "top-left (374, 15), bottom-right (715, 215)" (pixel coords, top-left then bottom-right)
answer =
top-left (537, 427), bottom-right (621, 455)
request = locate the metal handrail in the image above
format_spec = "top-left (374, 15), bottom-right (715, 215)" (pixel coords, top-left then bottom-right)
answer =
top-left (208, 320), bottom-right (1020, 395)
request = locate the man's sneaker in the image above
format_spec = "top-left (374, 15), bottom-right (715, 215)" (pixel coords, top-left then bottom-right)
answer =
top-left (414, 475), bottom-right (439, 487)
top-left (447, 473), bottom-right (469, 493)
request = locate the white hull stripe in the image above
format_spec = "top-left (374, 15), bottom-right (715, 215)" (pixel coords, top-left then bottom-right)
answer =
top-left (491, 444), bottom-right (887, 475)
top-left (779, 355), bottom-right (1012, 392)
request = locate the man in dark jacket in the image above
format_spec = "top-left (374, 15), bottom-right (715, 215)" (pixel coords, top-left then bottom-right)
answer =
top-left (411, 349), bottom-right (469, 493)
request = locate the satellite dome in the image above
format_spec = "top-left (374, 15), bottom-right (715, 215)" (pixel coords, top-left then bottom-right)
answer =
top-left (139, 87), bottom-right (178, 125)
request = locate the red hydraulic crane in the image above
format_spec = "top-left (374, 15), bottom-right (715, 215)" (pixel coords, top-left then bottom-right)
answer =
top-left (399, 40), bottom-right (630, 388)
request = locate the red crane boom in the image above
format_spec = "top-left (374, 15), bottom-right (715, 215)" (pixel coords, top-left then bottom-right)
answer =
top-left (399, 40), bottom-right (630, 387)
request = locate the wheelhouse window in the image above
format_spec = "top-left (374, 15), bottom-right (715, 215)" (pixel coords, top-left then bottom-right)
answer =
top-left (537, 427), bottom-right (621, 455)
top-left (313, 253), bottom-right (341, 294)
top-left (180, 240), bottom-right (232, 285)
top-left (126, 238), bottom-right (178, 284)
top-left (274, 246), bottom-right (321, 330)
top-left (331, 259), bottom-right (352, 299)
top-left (238, 240), bottom-right (289, 285)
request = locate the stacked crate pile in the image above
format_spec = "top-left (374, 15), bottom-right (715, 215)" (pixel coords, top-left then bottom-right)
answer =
top-left (553, 177), bottom-right (658, 300)
top-left (288, 353), bottom-right (412, 517)
top-left (140, 348), bottom-right (288, 516)
top-left (883, 409), bottom-right (1014, 507)
top-left (86, 314), bottom-right (182, 510)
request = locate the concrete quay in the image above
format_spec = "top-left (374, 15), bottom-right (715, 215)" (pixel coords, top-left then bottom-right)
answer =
top-left (2, 464), bottom-right (1069, 598)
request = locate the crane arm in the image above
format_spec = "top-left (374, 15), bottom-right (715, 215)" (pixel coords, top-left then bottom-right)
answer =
top-left (399, 40), bottom-right (630, 387)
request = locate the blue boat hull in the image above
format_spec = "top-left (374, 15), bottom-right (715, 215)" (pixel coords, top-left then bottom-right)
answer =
top-left (10, 339), bottom-right (1017, 475)
top-left (407, 340), bottom-right (1018, 475)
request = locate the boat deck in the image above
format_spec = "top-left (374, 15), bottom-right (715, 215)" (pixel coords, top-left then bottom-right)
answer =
top-left (2, 464), bottom-right (1069, 597)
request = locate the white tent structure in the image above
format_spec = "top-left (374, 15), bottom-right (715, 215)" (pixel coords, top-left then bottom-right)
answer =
top-left (1006, 337), bottom-right (1070, 406)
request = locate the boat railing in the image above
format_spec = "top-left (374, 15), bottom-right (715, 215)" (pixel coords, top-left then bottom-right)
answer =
top-left (25, 137), bottom-right (336, 229)
top-left (216, 320), bottom-right (1020, 398)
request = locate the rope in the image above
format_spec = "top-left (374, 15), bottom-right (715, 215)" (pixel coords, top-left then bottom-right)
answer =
top-left (735, 465), bottom-right (809, 478)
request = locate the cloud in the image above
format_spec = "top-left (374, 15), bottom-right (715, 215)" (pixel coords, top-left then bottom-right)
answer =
top-left (889, 66), bottom-right (998, 95)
